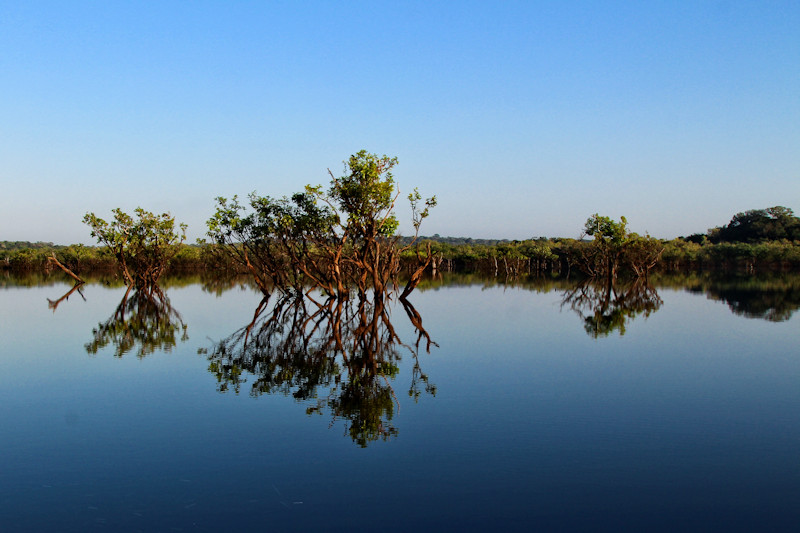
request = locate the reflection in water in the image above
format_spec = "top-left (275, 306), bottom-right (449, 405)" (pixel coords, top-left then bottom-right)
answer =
top-left (562, 278), bottom-right (663, 338)
top-left (704, 283), bottom-right (800, 322)
top-left (206, 293), bottom-right (437, 447)
top-left (86, 285), bottom-right (188, 358)
top-left (47, 282), bottom-right (86, 312)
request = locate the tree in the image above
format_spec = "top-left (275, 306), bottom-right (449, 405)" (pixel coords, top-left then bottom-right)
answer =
top-left (581, 214), bottom-right (664, 280)
top-left (710, 206), bottom-right (800, 243)
top-left (205, 192), bottom-right (339, 295)
top-left (519, 240), bottom-right (558, 273)
top-left (207, 150), bottom-right (436, 298)
top-left (583, 214), bottom-right (630, 282)
top-left (83, 208), bottom-right (187, 287)
top-left (623, 233), bottom-right (665, 279)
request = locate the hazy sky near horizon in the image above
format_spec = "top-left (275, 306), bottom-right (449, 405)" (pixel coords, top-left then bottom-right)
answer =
top-left (1, 1), bottom-right (798, 244)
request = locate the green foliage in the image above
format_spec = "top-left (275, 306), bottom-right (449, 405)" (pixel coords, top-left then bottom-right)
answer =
top-left (519, 240), bottom-right (557, 262)
top-left (329, 151), bottom-right (400, 236)
top-left (709, 206), bottom-right (800, 243)
top-left (408, 187), bottom-right (437, 235)
top-left (83, 208), bottom-right (187, 287)
top-left (624, 233), bottom-right (665, 277)
top-left (7, 201), bottom-right (800, 279)
top-left (584, 214), bottom-right (629, 246)
top-left (6, 248), bottom-right (49, 270)
top-left (662, 239), bottom-right (702, 269)
top-left (579, 215), bottom-right (664, 280)
top-left (205, 192), bottom-right (339, 292)
top-left (0, 241), bottom-right (56, 251)
top-left (207, 150), bottom-right (436, 297)
top-left (581, 214), bottom-right (628, 279)
top-left (313, 150), bottom-right (436, 246)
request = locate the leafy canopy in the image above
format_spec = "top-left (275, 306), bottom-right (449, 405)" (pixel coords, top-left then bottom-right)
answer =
top-left (206, 150), bottom-right (436, 297)
top-left (710, 206), bottom-right (800, 243)
top-left (584, 214), bottom-right (629, 246)
top-left (83, 208), bottom-right (187, 287)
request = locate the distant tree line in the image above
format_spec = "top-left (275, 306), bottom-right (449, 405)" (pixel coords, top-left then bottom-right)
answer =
top-left (0, 241), bottom-right (57, 250)
top-left (3, 195), bottom-right (799, 280)
top-left (707, 206), bottom-right (800, 243)
top-left (402, 206), bottom-right (800, 276)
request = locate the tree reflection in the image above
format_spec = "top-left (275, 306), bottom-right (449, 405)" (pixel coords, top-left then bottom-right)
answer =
top-left (562, 278), bottom-right (662, 338)
top-left (86, 284), bottom-right (188, 358)
top-left (47, 282), bottom-right (86, 312)
top-left (705, 284), bottom-right (800, 322)
top-left (206, 292), bottom-right (437, 447)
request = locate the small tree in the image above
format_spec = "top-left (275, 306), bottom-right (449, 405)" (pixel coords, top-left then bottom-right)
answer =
top-left (583, 214), bottom-right (630, 282)
top-left (84, 208), bottom-right (187, 287)
top-left (582, 214), bottom-right (664, 281)
top-left (624, 233), bottom-right (665, 279)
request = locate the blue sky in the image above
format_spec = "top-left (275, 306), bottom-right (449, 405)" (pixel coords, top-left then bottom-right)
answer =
top-left (1, 1), bottom-right (798, 243)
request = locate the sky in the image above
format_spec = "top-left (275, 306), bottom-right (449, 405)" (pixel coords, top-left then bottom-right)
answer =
top-left (1, 1), bottom-right (798, 244)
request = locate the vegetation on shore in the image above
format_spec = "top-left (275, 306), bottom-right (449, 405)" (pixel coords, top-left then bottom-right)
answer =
top-left (4, 223), bottom-right (800, 280)
top-left (3, 176), bottom-right (799, 283)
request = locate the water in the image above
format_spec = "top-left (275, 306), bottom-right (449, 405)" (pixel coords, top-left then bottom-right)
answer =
top-left (1, 274), bottom-right (799, 531)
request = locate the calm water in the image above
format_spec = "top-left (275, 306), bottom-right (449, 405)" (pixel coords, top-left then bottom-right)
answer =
top-left (1, 274), bottom-right (799, 532)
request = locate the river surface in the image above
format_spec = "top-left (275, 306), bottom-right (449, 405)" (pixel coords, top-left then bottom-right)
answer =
top-left (1, 274), bottom-right (799, 531)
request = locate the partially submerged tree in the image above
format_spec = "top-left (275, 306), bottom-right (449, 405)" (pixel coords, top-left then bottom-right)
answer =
top-left (582, 214), bottom-right (630, 282)
top-left (83, 208), bottom-right (187, 287)
top-left (623, 233), bottom-right (665, 279)
top-left (206, 150), bottom-right (436, 298)
top-left (581, 214), bottom-right (664, 281)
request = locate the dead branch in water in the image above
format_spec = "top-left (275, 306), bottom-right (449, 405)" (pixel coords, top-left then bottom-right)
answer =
top-left (47, 253), bottom-right (85, 284)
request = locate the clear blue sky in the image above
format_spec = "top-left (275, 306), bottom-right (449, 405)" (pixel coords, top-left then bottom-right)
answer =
top-left (1, 1), bottom-right (798, 244)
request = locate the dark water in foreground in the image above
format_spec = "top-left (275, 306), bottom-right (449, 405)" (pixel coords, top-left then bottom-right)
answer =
top-left (1, 274), bottom-right (799, 532)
